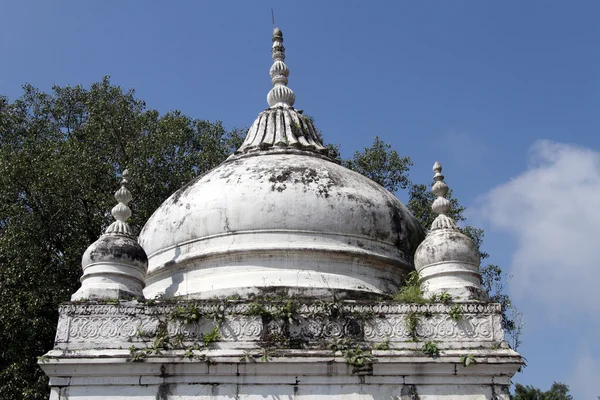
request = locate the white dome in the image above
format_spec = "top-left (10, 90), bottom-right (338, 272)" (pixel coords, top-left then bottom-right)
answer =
top-left (138, 27), bottom-right (425, 300)
top-left (414, 227), bottom-right (483, 299)
top-left (140, 150), bottom-right (424, 299)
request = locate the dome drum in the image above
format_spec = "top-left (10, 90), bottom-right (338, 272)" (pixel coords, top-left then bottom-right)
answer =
top-left (143, 246), bottom-right (405, 300)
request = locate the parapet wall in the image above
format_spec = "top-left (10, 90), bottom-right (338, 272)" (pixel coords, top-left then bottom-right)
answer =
top-left (41, 300), bottom-right (522, 400)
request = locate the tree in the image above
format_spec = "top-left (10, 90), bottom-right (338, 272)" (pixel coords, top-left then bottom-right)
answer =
top-left (0, 77), bottom-right (243, 399)
top-left (342, 136), bottom-right (412, 192)
top-left (512, 382), bottom-right (573, 400)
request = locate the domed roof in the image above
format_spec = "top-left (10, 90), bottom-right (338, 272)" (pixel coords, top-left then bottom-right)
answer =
top-left (139, 28), bottom-right (425, 300)
top-left (72, 170), bottom-right (148, 301)
top-left (82, 234), bottom-right (147, 269)
top-left (414, 162), bottom-right (485, 300)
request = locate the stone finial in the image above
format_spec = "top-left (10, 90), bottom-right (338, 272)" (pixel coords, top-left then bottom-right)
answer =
top-left (267, 27), bottom-right (295, 108)
top-left (430, 162), bottom-right (457, 230)
top-left (105, 169), bottom-right (133, 235)
top-left (71, 169), bottom-right (148, 301)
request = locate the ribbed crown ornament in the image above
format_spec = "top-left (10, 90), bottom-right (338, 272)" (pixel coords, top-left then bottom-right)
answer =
top-left (105, 169), bottom-right (133, 235)
top-left (430, 162), bottom-right (457, 230)
top-left (267, 27), bottom-right (295, 108)
top-left (233, 27), bottom-right (328, 157)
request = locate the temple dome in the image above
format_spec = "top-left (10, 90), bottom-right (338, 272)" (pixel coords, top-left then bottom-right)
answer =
top-left (139, 28), bottom-right (425, 300)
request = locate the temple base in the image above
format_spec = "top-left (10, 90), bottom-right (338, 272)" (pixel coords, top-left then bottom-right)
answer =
top-left (40, 300), bottom-right (522, 399)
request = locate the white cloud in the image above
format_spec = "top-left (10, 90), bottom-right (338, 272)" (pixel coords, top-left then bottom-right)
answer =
top-left (570, 343), bottom-right (600, 399)
top-left (473, 140), bottom-right (600, 317)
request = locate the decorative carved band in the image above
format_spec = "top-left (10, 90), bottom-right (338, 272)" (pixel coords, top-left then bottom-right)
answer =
top-left (55, 301), bottom-right (504, 347)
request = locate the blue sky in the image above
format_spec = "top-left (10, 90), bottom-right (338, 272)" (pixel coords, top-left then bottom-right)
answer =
top-left (2, 1), bottom-right (599, 398)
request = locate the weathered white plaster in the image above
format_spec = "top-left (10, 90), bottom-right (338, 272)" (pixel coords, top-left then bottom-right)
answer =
top-left (140, 153), bottom-right (424, 300)
top-left (41, 301), bottom-right (520, 400)
top-left (415, 163), bottom-right (485, 300)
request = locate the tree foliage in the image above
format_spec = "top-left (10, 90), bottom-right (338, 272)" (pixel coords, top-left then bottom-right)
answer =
top-left (511, 382), bottom-right (573, 400)
top-left (342, 136), bottom-right (412, 192)
top-left (0, 77), bottom-right (243, 399)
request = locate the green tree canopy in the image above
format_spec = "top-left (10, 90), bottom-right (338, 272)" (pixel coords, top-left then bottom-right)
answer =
top-left (0, 77), bottom-right (243, 399)
top-left (512, 382), bottom-right (573, 400)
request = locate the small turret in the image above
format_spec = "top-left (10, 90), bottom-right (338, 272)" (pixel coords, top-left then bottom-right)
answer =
top-left (414, 162), bottom-right (486, 300)
top-left (71, 169), bottom-right (148, 301)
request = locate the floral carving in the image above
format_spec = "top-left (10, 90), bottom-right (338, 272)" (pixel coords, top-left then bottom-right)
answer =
top-left (55, 302), bottom-right (504, 348)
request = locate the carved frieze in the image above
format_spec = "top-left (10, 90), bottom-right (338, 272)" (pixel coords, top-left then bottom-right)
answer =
top-left (56, 301), bottom-right (504, 348)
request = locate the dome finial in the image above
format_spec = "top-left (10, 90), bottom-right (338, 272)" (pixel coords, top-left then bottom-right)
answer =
top-left (267, 27), bottom-right (295, 108)
top-left (105, 169), bottom-right (133, 235)
top-left (430, 162), bottom-right (457, 230)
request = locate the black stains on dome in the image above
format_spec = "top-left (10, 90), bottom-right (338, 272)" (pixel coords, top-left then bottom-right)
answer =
top-left (87, 235), bottom-right (148, 264)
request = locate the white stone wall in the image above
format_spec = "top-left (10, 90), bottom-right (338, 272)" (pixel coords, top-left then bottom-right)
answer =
top-left (42, 301), bottom-right (520, 400)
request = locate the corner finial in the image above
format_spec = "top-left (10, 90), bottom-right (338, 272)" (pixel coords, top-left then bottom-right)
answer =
top-left (105, 169), bottom-right (133, 235)
top-left (430, 162), bottom-right (457, 230)
top-left (267, 27), bottom-right (295, 108)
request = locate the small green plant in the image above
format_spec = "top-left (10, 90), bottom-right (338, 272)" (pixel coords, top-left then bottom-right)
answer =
top-left (145, 293), bottom-right (165, 306)
top-left (144, 298), bottom-right (157, 306)
top-left (393, 271), bottom-right (427, 303)
top-left (421, 341), bottom-right (440, 357)
top-left (184, 344), bottom-right (206, 360)
top-left (171, 304), bottom-right (203, 325)
top-left (374, 338), bottom-right (391, 351)
top-left (290, 121), bottom-right (302, 136)
top-left (155, 320), bottom-right (171, 348)
top-left (431, 291), bottom-right (452, 304)
top-left (129, 345), bottom-right (149, 362)
top-left (239, 350), bottom-right (255, 363)
top-left (273, 300), bottom-right (299, 324)
top-left (328, 337), bottom-right (352, 353)
top-left (136, 323), bottom-right (152, 338)
top-left (405, 311), bottom-right (420, 341)
top-left (237, 348), bottom-right (272, 363)
top-left (37, 355), bottom-right (50, 363)
top-left (343, 345), bottom-right (375, 369)
top-left (313, 299), bottom-right (344, 319)
top-left (448, 304), bottom-right (463, 322)
top-left (201, 326), bottom-right (221, 346)
top-left (171, 333), bottom-right (185, 348)
top-left (460, 354), bottom-right (477, 367)
top-left (259, 348), bottom-right (273, 362)
top-left (328, 338), bottom-right (375, 372)
top-left (245, 302), bottom-right (271, 318)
